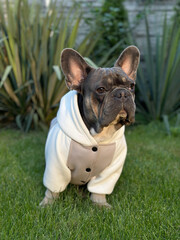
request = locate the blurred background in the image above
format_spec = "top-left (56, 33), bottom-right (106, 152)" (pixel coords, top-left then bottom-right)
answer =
top-left (0, 0), bottom-right (179, 133)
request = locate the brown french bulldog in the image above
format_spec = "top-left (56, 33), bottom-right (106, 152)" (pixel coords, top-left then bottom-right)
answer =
top-left (40, 46), bottom-right (140, 208)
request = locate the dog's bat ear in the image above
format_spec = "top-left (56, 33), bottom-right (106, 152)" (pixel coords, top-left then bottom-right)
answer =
top-left (114, 46), bottom-right (140, 81)
top-left (60, 48), bottom-right (92, 92)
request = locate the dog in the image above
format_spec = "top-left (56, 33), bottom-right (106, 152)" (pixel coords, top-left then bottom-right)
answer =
top-left (40, 46), bottom-right (140, 207)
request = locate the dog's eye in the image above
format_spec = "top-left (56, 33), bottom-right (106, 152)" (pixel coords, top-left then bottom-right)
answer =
top-left (129, 83), bottom-right (135, 92)
top-left (97, 87), bottom-right (106, 94)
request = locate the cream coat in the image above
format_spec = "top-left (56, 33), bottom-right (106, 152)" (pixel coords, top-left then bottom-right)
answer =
top-left (43, 90), bottom-right (127, 195)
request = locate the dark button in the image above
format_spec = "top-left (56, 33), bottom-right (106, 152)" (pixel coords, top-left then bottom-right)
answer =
top-left (86, 168), bottom-right (91, 172)
top-left (92, 146), bottom-right (98, 152)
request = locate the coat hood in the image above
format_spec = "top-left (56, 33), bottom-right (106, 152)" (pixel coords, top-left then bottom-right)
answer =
top-left (57, 90), bottom-right (125, 146)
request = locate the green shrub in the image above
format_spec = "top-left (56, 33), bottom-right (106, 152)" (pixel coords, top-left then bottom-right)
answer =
top-left (135, 15), bottom-right (180, 122)
top-left (174, 0), bottom-right (180, 24)
top-left (0, 0), bottom-right (97, 131)
top-left (88, 0), bottom-right (129, 67)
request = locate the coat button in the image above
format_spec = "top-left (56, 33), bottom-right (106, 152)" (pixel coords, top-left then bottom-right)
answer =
top-left (86, 168), bottom-right (91, 172)
top-left (92, 146), bottom-right (98, 152)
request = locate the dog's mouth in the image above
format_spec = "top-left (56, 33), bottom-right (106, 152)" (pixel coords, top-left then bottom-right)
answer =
top-left (119, 118), bottom-right (131, 126)
top-left (90, 109), bottom-right (134, 135)
top-left (119, 110), bottom-right (127, 119)
top-left (114, 109), bottom-right (135, 127)
top-left (98, 109), bottom-right (133, 132)
top-left (111, 110), bottom-right (129, 125)
top-left (119, 110), bottom-right (129, 125)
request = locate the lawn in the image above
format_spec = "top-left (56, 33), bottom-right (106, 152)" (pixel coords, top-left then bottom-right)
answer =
top-left (0, 122), bottom-right (179, 240)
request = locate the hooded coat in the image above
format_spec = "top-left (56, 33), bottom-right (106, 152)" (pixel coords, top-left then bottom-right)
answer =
top-left (43, 90), bottom-right (127, 195)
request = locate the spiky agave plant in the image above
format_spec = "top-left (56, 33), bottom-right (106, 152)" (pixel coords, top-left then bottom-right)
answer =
top-left (136, 15), bottom-right (180, 122)
top-left (0, 0), bottom-right (98, 131)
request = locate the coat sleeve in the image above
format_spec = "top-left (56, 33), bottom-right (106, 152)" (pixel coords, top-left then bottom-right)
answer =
top-left (43, 123), bottom-right (71, 193)
top-left (87, 135), bottom-right (127, 195)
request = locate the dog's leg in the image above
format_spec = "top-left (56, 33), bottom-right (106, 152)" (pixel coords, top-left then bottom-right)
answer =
top-left (90, 193), bottom-right (112, 208)
top-left (39, 189), bottom-right (59, 207)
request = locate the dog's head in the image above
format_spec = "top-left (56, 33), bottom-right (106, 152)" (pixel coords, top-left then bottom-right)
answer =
top-left (61, 46), bottom-right (140, 134)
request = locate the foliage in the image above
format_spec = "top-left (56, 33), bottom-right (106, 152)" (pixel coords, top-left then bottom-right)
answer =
top-left (0, 124), bottom-right (179, 239)
top-left (0, 0), bottom-right (97, 131)
top-left (174, 0), bottom-right (180, 24)
top-left (135, 15), bottom-right (180, 122)
top-left (163, 113), bottom-right (180, 136)
top-left (87, 0), bottom-right (129, 67)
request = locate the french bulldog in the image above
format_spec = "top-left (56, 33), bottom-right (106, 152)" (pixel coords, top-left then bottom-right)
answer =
top-left (40, 46), bottom-right (140, 208)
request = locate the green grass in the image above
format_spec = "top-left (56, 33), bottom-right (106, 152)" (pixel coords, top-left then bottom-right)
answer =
top-left (0, 123), bottom-right (179, 240)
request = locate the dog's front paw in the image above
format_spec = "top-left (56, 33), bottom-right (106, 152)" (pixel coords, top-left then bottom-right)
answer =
top-left (39, 189), bottom-right (59, 207)
top-left (39, 196), bottom-right (55, 207)
top-left (90, 193), bottom-right (112, 208)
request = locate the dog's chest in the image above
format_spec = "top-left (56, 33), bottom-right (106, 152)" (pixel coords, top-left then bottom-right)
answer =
top-left (67, 140), bottom-right (116, 185)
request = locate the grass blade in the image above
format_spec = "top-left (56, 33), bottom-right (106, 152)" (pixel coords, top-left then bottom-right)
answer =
top-left (0, 66), bottom-right (12, 88)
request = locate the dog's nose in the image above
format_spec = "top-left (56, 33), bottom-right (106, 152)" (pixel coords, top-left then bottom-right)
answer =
top-left (114, 89), bottom-right (128, 99)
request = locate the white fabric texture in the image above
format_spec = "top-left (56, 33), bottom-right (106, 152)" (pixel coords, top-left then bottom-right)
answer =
top-left (43, 90), bottom-right (127, 194)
